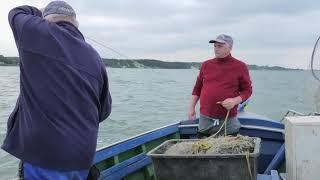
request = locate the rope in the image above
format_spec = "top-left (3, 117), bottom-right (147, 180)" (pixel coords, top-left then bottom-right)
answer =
top-left (194, 110), bottom-right (254, 179)
top-left (224, 110), bottom-right (229, 136)
top-left (210, 110), bottom-right (230, 138)
top-left (84, 36), bottom-right (129, 59)
top-left (245, 151), bottom-right (254, 180)
top-left (192, 110), bottom-right (230, 153)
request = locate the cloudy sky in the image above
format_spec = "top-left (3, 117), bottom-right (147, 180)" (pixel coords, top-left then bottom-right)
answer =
top-left (0, 0), bottom-right (319, 68)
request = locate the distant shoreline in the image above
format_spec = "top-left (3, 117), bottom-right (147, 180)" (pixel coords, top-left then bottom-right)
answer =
top-left (0, 56), bottom-right (303, 71)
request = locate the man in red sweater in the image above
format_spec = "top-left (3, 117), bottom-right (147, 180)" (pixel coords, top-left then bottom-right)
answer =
top-left (188, 34), bottom-right (252, 136)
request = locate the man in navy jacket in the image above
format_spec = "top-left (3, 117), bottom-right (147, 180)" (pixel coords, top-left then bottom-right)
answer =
top-left (2, 1), bottom-right (112, 179)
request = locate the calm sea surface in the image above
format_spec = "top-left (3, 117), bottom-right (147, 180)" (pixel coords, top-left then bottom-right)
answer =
top-left (0, 66), bottom-right (318, 179)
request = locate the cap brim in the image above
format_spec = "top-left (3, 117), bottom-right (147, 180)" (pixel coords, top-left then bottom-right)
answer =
top-left (209, 39), bottom-right (226, 44)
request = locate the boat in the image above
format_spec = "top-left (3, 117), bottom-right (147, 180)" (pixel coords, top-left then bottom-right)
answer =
top-left (87, 101), bottom-right (285, 180)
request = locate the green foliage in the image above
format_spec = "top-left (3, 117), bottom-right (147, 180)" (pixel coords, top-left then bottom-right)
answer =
top-left (0, 55), bottom-right (18, 65)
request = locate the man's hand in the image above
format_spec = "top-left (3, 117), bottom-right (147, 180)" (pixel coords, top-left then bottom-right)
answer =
top-left (217, 97), bottom-right (242, 110)
top-left (188, 95), bottom-right (200, 120)
top-left (188, 108), bottom-right (196, 120)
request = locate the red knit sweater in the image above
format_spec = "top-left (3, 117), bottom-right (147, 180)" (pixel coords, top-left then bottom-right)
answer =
top-left (192, 54), bottom-right (252, 118)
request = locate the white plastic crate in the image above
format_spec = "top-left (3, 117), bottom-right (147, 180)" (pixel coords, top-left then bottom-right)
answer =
top-left (285, 116), bottom-right (320, 180)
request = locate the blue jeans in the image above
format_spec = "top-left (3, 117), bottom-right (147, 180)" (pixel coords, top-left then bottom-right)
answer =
top-left (19, 161), bottom-right (89, 180)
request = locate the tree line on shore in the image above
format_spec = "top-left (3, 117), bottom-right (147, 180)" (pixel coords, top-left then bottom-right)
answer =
top-left (0, 55), bottom-right (301, 70)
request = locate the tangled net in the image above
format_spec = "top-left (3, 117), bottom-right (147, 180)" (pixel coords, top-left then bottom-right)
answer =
top-left (165, 135), bottom-right (255, 155)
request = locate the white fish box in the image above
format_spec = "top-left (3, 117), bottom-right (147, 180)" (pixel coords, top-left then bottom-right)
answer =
top-left (285, 116), bottom-right (320, 180)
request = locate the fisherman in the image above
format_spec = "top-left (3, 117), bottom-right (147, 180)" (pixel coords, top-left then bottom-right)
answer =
top-left (188, 34), bottom-right (252, 137)
top-left (2, 1), bottom-right (112, 179)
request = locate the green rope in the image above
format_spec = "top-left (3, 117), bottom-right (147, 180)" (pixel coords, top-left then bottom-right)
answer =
top-left (210, 110), bottom-right (230, 138)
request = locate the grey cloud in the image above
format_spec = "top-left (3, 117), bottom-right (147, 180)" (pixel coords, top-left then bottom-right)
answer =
top-left (4, 0), bottom-right (318, 67)
top-left (69, 0), bottom-right (320, 20)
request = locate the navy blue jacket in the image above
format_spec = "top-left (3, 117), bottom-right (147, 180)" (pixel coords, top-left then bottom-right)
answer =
top-left (2, 6), bottom-right (112, 171)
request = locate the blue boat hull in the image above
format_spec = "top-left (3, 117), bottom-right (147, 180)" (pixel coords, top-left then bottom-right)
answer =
top-left (90, 111), bottom-right (284, 180)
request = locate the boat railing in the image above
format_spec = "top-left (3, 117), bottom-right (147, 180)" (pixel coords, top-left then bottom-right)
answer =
top-left (309, 112), bottom-right (320, 116)
top-left (240, 125), bottom-right (284, 134)
top-left (280, 109), bottom-right (305, 123)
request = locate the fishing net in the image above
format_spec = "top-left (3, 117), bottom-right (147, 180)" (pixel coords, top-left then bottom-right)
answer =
top-left (165, 135), bottom-right (255, 155)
